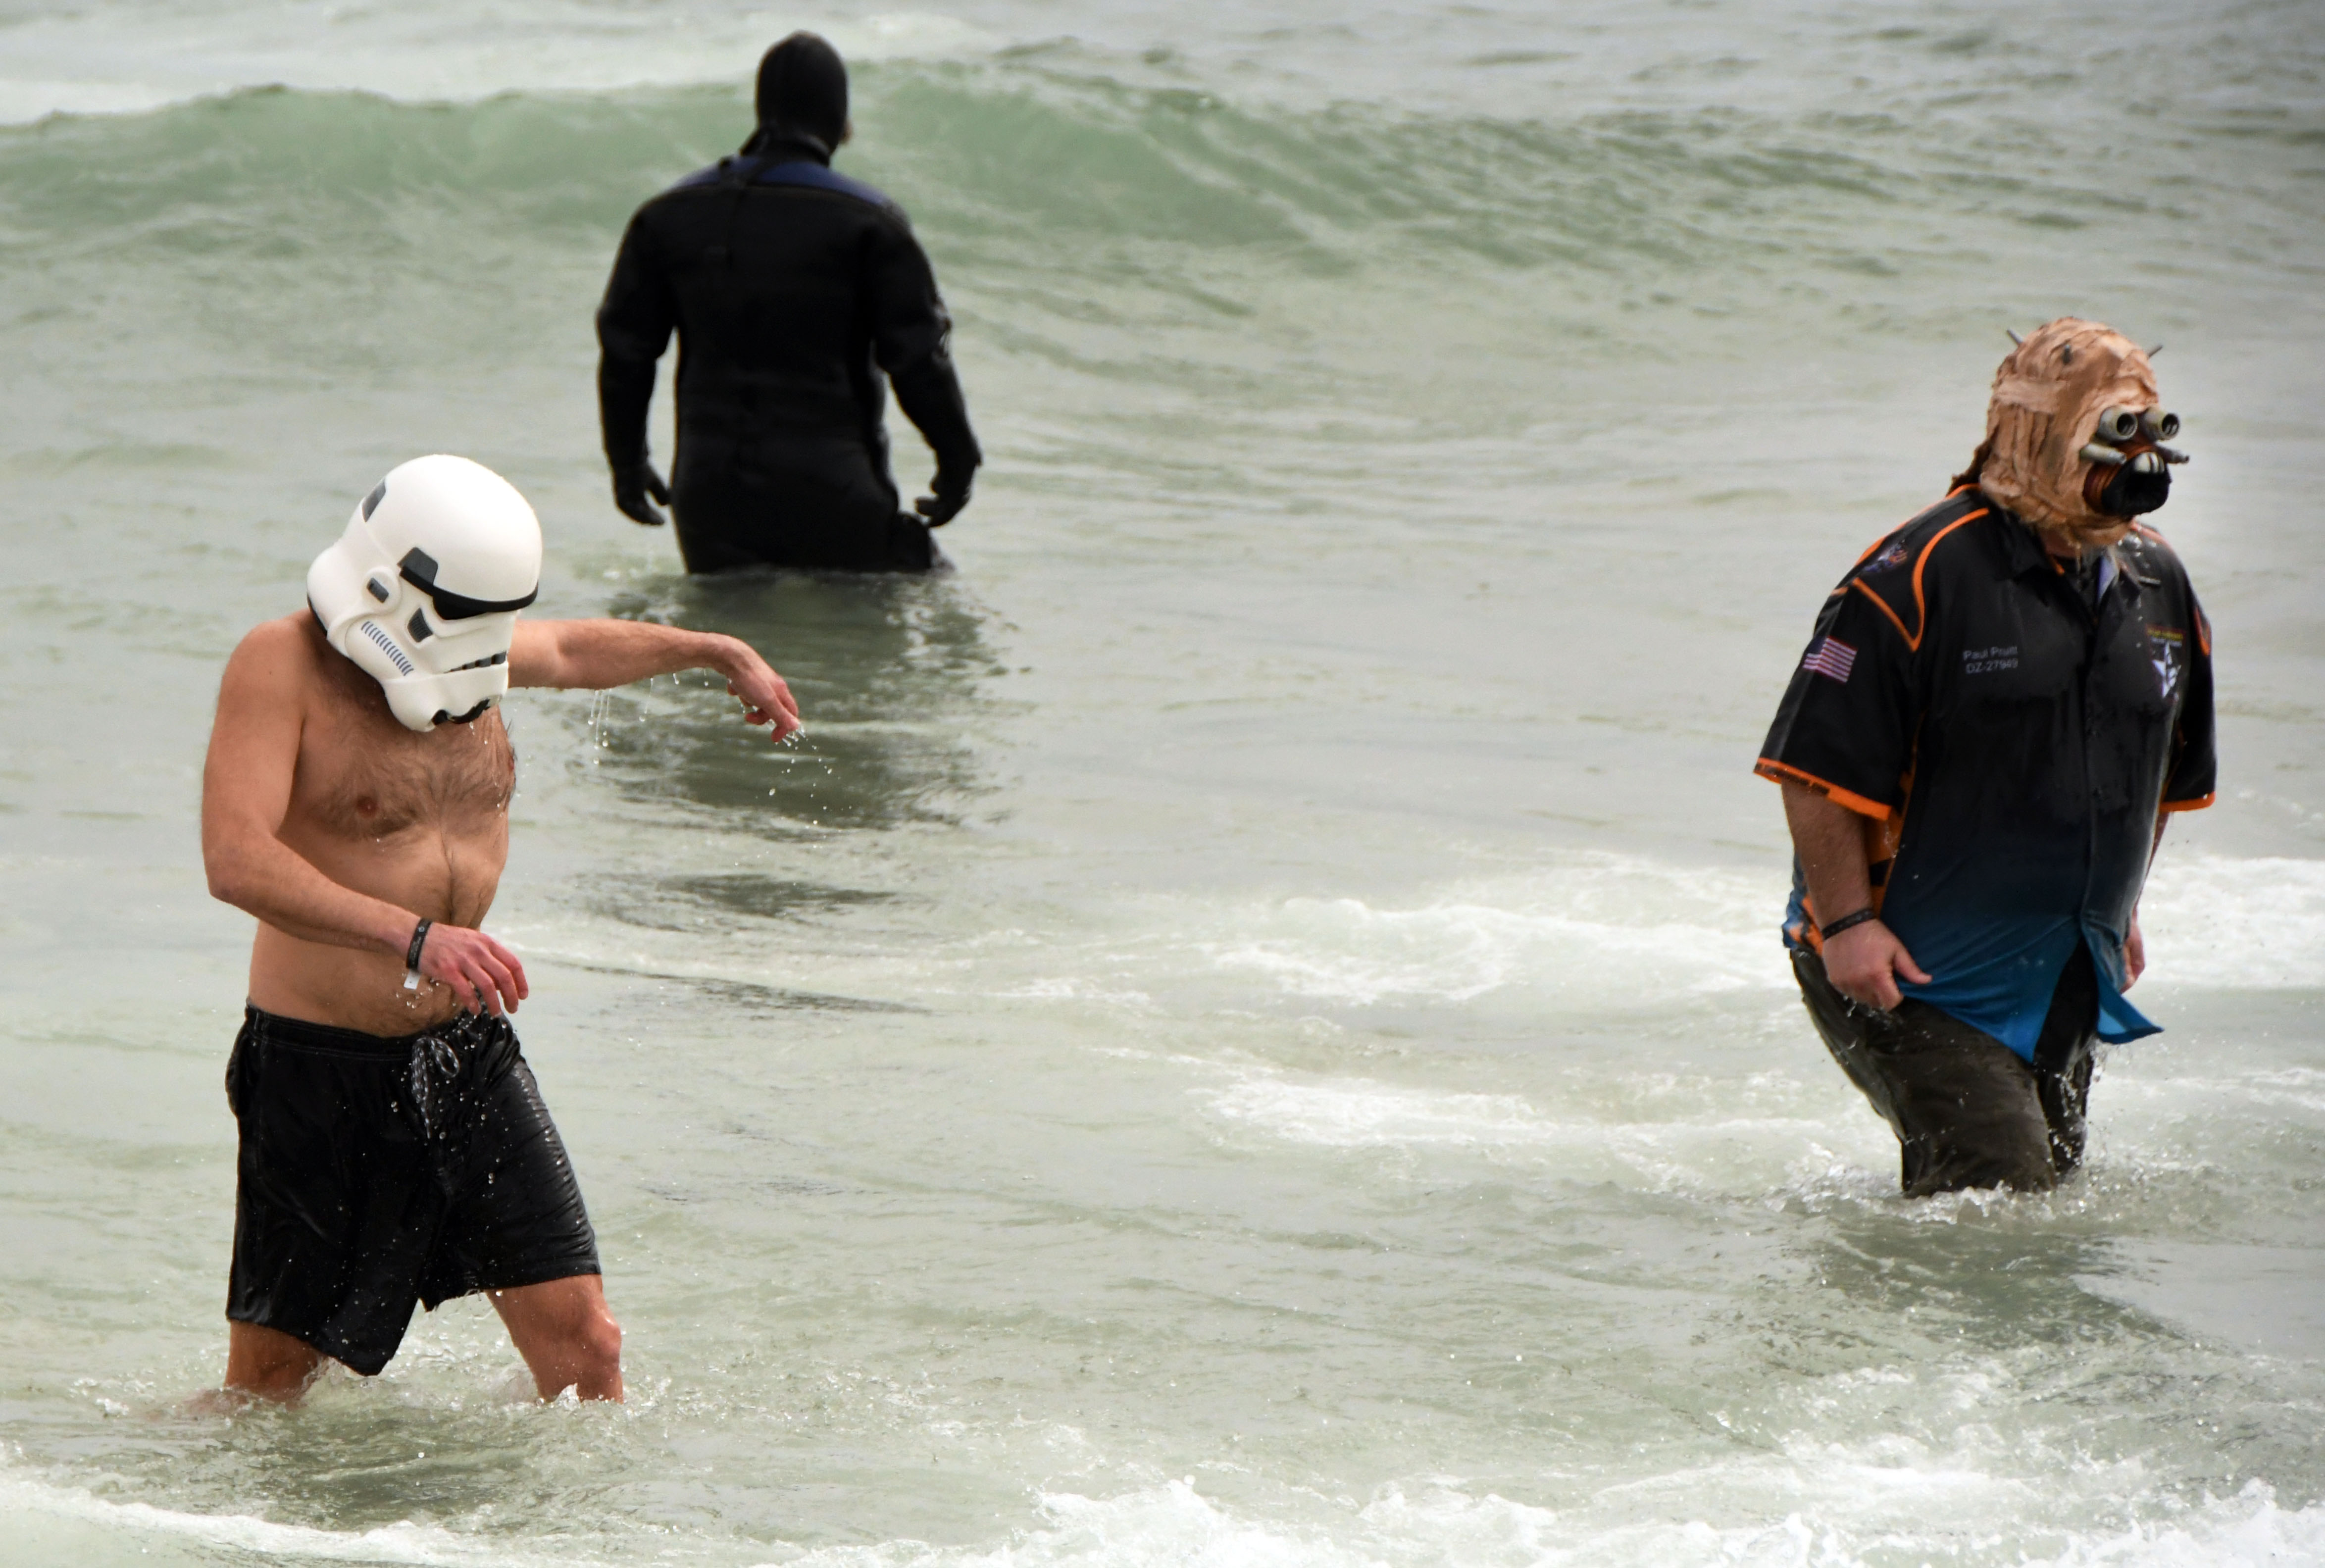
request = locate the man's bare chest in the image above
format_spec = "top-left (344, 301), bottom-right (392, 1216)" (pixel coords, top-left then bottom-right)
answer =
top-left (293, 681), bottom-right (516, 842)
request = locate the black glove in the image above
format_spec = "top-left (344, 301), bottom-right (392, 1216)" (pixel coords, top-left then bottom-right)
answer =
top-left (913, 471), bottom-right (971, 528)
top-left (612, 462), bottom-right (671, 527)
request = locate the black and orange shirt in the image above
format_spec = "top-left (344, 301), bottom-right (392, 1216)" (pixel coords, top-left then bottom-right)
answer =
top-left (1757, 489), bottom-right (2216, 1059)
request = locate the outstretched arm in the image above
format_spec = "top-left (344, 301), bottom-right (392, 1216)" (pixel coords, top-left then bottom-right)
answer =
top-left (509, 619), bottom-right (802, 740)
top-left (202, 620), bottom-right (527, 1014)
top-left (1781, 781), bottom-right (1931, 1011)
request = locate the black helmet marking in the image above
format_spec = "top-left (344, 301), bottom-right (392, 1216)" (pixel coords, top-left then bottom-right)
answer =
top-left (397, 545), bottom-right (536, 619)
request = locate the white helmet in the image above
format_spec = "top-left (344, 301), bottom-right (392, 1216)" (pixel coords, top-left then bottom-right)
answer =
top-left (306, 455), bottom-right (543, 732)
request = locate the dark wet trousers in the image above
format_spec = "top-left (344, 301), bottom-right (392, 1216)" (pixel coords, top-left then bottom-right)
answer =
top-left (1792, 943), bottom-right (2099, 1197)
top-left (673, 429), bottom-right (936, 574)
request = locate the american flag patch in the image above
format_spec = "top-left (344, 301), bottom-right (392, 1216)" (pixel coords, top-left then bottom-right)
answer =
top-left (1802, 636), bottom-right (1857, 683)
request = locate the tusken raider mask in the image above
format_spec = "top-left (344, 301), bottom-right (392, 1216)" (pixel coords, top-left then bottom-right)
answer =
top-left (1964, 317), bottom-right (2187, 550)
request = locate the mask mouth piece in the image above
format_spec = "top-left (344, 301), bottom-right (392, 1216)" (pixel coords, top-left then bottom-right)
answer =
top-left (434, 700), bottom-right (495, 726)
top-left (2083, 439), bottom-right (2173, 517)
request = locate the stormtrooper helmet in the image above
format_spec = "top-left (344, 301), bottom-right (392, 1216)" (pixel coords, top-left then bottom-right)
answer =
top-left (307, 455), bottom-right (542, 731)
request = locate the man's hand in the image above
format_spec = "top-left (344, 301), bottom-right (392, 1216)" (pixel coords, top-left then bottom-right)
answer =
top-left (2124, 909), bottom-right (2146, 989)
top-left (1821, 919), bottom-right (1932, 1012)
top-left (613, 462), bottom-right (671, 527)
top-left (720, 641), bottom-right (802, 742)
top-left (417, 921), bottom-right (529, 1016)
top-left (913, 471), bottom-right (970, 527)
top-left (1778, 781), bottom-right (1931, 1010)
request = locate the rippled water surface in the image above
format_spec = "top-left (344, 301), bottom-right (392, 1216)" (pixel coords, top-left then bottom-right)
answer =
top-left (2, 1), bottom-right (2324, 1564)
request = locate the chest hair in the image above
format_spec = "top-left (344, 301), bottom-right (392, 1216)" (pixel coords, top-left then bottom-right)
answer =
top-left (300, 652), bottom-right (517, 840)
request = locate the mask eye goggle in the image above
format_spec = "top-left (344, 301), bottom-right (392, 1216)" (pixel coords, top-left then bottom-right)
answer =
top-left (2082, 406), bottom-right (2187, 472)
top-left (2093, 406), bottom-right (2179, 443)
top-left (397, 548), bottom-right (539, 620)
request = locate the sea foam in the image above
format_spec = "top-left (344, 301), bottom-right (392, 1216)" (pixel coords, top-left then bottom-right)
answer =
top-left (1192, 852), bottom-right (2325, 1012)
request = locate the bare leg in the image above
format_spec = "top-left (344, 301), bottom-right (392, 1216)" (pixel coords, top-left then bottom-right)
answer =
top-left (222, 1320), bottom-right (327, 1403)
top-left (488, 1274), bottom-right (623, 1402)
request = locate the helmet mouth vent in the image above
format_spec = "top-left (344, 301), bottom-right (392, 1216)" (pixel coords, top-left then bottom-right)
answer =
top-left (359, 619), bottom-right (417, 677)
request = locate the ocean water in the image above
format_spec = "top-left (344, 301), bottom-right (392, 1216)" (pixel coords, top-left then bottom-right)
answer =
top-left (3, 0), bottom-right (2324, 1564)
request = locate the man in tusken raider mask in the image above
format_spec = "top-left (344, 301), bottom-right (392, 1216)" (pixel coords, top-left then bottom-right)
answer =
top-left (595, 31), bottom-right (982, 572)
top-left (1755, 318), bottom-right (2216, 1196)
top-left (202, 455), bottom-right (800, 1400)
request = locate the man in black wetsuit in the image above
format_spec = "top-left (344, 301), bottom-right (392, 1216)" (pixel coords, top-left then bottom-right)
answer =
top-left (595, 32), bottom-right (981, 573)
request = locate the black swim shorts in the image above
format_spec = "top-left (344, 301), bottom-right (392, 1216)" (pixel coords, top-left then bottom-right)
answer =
top-left (225, 1005), bottom-right (601, 1375)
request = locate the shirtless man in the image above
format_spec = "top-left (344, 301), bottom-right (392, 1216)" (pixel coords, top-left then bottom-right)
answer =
top-left (202, 454), bottom-right (799, 1402)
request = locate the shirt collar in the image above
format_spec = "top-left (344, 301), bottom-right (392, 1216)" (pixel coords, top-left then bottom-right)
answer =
top-left (1991, 504), bottom-right (2057, 579)
top-left (1989, 502), bottom-right (2144, 602)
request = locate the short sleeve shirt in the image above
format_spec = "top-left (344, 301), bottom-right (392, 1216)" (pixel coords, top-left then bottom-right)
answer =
top-left (1756, 490), bottom-right (2216, 1058)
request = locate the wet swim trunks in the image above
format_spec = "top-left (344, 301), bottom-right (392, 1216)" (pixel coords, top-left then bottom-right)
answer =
top-left (225, 1005), bottom-right (600, 1375)
top-left (1792, 942), bottom-right (2098, 1197)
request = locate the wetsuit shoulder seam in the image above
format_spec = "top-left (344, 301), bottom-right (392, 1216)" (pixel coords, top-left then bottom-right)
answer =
top-left (656, 161), bottom-right (735, 197)
top-left (762, 184), bottom-right (909, 220)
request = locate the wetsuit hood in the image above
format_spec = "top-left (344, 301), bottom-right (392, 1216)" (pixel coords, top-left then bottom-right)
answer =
top-left (753, 32), bottom-right (848, 158)
top-left (1965, 317), bottom-right (2164, 550)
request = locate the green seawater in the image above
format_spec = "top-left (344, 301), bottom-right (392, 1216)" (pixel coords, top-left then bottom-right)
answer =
top-left (2, 1), bottom-right (2324, 1563)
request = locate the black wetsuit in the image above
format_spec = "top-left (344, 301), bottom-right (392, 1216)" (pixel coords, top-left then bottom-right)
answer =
top-left (596, 134), bottom-right (980, 573)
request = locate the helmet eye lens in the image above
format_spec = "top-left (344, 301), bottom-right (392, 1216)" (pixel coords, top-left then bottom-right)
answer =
top-left (418, 582), bottom-right (540, 620)
top-left (396, 547), bottom-right (538, 620)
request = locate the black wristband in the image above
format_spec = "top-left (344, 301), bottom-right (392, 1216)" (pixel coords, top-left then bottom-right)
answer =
top-left (1819, 907), bottom-right (1880, 941)
top-left (405, 917), bottom-right (433, 972)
